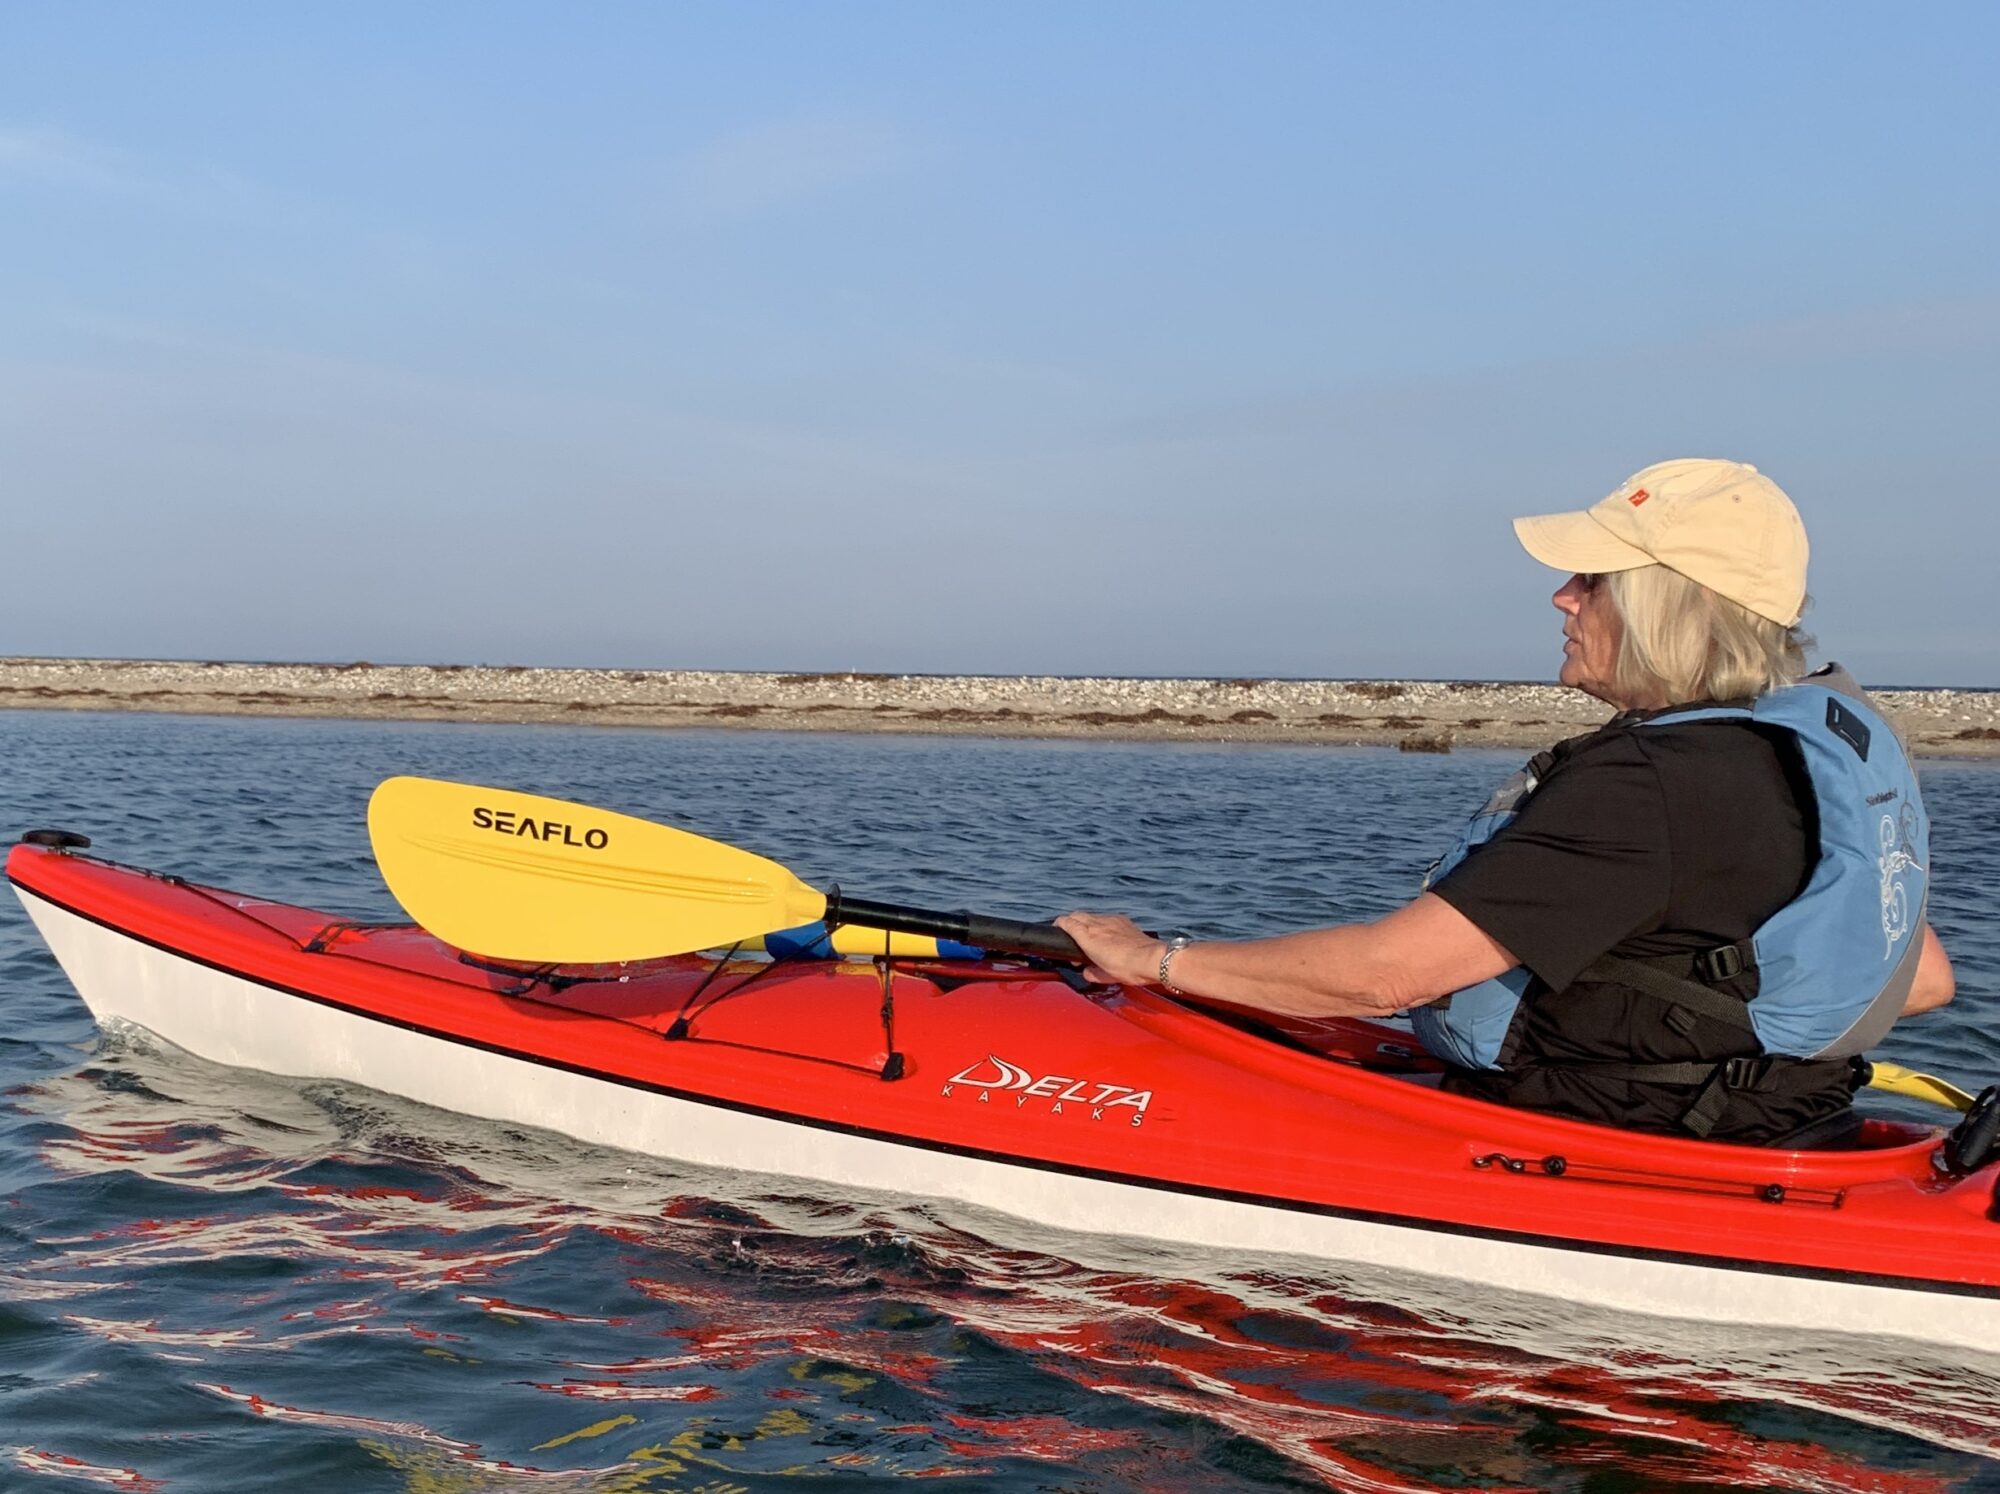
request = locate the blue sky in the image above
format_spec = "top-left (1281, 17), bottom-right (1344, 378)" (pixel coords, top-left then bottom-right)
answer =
top-left (3, 3), bottom-right (1996, 682)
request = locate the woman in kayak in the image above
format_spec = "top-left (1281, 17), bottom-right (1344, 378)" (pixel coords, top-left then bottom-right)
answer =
top-left (1059, 458), bottom-right (1956, 1145)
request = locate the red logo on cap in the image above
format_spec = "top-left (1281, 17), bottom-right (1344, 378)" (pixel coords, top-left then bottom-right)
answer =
top-left (1628, 488), bottom-right (1650, 506)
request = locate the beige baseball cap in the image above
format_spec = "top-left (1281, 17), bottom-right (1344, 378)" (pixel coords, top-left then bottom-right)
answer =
top-left (1512, 458), bottom-right (1809, 626)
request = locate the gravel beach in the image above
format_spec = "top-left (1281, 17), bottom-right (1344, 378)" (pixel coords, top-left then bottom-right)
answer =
top-left (3, 657), bottom-right (1996, 758)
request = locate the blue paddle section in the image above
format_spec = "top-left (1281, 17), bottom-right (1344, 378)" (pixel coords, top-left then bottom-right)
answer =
top-left (760, 921), bottom-right (986, 961)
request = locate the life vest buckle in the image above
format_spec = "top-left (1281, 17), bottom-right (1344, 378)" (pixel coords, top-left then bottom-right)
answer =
top-left (1720, 1055), bottom-right (1777, 1090)
top-left (1694, 943), bottom-right (1748, 983)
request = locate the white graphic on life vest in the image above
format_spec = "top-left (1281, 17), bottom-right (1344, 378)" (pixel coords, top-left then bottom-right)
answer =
top-left (942, 1054), bottom-right (1153, 1125)
top-left (1878, 806), bottom-right (1923, 958)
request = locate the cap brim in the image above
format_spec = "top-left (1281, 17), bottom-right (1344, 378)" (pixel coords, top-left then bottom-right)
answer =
top-left (1512, 511), bottom-right (1653, 574)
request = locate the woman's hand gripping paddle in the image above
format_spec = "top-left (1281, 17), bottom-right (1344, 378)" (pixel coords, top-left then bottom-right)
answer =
top-left (366, 776), bottom-right (1082, 965)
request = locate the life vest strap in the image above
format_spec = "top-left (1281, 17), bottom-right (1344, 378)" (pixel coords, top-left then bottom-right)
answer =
top-left (1581, 949), bottom-right (1759, 1033)
top-left (1529, 1052), bottom-right (1864, 1138)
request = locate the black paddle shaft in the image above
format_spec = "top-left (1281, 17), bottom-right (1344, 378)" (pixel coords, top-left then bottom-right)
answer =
top-left (826, 891), bottom-right (1084, 963)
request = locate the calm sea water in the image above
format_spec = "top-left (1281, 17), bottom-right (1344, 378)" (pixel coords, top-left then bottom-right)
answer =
top-left (3, 709), bottom-right (1999, 1493)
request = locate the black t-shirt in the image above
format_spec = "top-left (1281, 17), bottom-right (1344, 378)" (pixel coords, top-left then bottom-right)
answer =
top-left (1427, 710), bottom-right (1839, 1141)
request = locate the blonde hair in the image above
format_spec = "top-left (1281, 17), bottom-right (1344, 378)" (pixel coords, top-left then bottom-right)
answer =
top-left (1603, 565), bottom-right (1811, 707)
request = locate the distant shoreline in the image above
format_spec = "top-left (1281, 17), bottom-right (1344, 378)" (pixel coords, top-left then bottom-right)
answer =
top-left (3, 657), bottom-right (1997, 758)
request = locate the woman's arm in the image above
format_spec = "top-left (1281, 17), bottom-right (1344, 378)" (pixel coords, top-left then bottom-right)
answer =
top-left (1055, 893), bottom-right (1519, 1020)
top-left (1903, 923), bottom-right (1955, 1015)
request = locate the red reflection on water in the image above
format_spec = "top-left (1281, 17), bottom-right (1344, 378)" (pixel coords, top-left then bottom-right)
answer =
top-left (973, 1272), bottom-right (1979, 1494)
top-left (529, 1379), bottom-right (721, 1402)
top-left (1491, 1368), bottom-right (1965, 1493)
top-left (13, 1449), bottom-right (162, 1491)
top-left (625, 1268), bottom-right (951, 1387)
top-left (197, 1382), bottom-right (477, 1450)
top-left (937, 1411), bottom-right (1144, 1461)
top-left (45, 1185), bottom-right (575, 1297)
top-left (61, 1314), bottom-right (256, 1351)
top-left (29, 1057), bottom-right (2000, 1491)
top-left (289, 1182), bottom-right (438, 1203)
top-left (459, 1291), bottom-right (629, 1326)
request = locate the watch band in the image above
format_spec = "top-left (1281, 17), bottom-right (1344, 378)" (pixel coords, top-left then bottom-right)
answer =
top-left (1158, 935), bottom-right (1193, 994)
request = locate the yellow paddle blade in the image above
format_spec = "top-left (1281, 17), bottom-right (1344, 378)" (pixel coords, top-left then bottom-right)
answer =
top-left (367, 776), bottom-right (828, 962)
top-left (1867, 1059), bottom-right (1975, 1114)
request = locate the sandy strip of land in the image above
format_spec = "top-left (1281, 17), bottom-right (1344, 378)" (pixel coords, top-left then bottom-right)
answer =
top-left (2, 657), bottom-right (1996, 758)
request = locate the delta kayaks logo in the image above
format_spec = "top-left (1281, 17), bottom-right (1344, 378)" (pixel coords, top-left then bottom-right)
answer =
top-left (943, 1055), bottom-right (1152, 1126)
top-left (471, 806), bottom-right (609, 849)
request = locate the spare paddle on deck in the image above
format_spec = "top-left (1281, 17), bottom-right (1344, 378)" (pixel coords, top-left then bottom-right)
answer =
top-left (366, 776), bottom-right (1080, 965)
top-left (1868, 1060), bottom-right (1975, 1114)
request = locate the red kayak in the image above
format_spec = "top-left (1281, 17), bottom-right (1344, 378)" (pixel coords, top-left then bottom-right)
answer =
top-left (11, 840), bottom-right (1999, 1355)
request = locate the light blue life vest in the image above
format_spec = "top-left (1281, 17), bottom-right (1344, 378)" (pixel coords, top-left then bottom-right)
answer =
top-left (1410, 667), bottom-right (1929, 1073)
